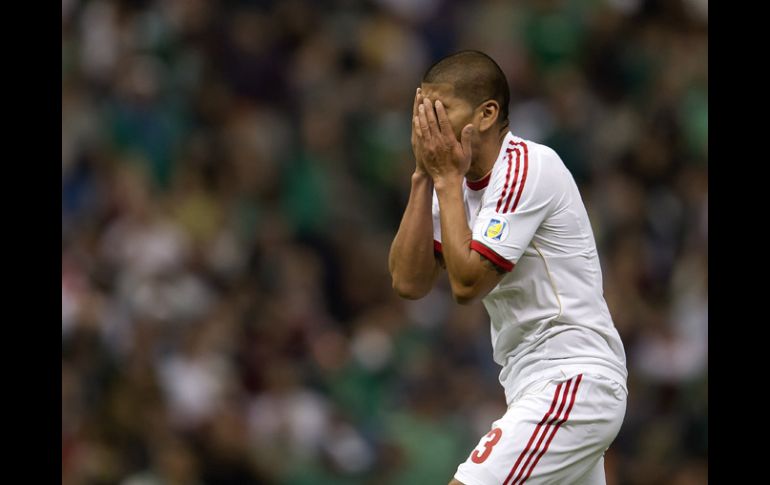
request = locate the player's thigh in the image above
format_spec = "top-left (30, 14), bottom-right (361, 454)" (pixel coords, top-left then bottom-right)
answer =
top-left (453, 373), bottom-right (626, 485)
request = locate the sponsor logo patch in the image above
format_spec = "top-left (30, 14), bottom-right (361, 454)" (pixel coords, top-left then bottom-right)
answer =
top-left (484, 218), bottom-right (507, 242)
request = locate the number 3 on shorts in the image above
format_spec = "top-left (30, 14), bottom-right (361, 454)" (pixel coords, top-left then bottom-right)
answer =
top-left (471, 427), bottom-right (503, 463)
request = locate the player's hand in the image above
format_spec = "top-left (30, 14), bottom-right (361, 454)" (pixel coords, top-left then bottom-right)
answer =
top-left (411, 88), bottom-right (428, 176)
top-left (414, 97), bottom-right (473, 185)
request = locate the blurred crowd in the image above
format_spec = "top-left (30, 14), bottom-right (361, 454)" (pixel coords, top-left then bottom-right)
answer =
top-left (62, 0), bottom-right (707, 484)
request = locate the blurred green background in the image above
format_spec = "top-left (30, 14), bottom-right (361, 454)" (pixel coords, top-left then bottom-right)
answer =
top-left (62, 0), bottom-right (707, 484)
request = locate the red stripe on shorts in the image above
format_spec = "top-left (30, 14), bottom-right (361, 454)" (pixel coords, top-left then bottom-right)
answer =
top-left (519, 374), bottom-right (583, 484)
top-left (510, 377), bottom-right (573, 485)
top-left (502, 381), bottom-right (565, 485)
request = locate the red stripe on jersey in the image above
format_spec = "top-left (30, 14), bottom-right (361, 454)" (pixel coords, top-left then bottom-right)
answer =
top-left (508, 141), bottom-right (530, 213)
top-left (518, 374), bottom-right (583, 484)
top-left (510, 378), bottom-right (573, 485)
top-left (503, 141), bottom-right (529, 213)
top-left (495, 143), bottom-right (516, 212)
top-left (433, 240), bottom-right (442, 253)
top-left (495, 151), bottom-right (513, 212)
top-left (502, 146), bottom-right (522, 213)
top-left (470, 240), bottom-right (514, 272)
top-left (503, 382), bottom-right (565, 485)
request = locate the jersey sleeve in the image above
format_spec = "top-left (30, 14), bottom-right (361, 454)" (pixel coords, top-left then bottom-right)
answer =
top-left (432, 188), bottom-right (443, 254)
top-left (471, 142), bottom-right (555, 272)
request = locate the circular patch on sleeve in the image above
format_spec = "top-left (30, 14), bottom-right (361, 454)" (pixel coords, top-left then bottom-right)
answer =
top-left (483, 218), bottom-right (509, 243)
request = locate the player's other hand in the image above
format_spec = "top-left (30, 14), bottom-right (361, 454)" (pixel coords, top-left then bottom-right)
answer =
top-left (411, 88), bottom-right (429, 176)
top-left (414, 97), bottom-right (472, 185)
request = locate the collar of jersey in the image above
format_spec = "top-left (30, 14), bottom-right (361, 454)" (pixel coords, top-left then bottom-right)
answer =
top-left (466, 172), bottom-right (491, 190)
top-left (465, 131), bottom-right (515, 191)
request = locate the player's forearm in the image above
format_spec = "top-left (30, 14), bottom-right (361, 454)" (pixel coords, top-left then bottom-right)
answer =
top-left (388, 172), bottom-right (439, 299)
top-left (434, 176), bottom-right (487, 301)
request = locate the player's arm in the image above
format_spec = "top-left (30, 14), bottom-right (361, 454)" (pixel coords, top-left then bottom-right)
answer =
top-left (388, 89), bottom-right (442, 300)
top-left (417, 98), bottom-right (505, 304)
top-left (388, 172), bottom-right (441, 299)
top-left (434, 177), bottom-right (505, 304)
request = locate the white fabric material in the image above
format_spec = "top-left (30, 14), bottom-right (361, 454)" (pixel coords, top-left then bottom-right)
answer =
top-left (431, 132), bottom-right (627, 405)
top-left (455, 373), bottom-right (625, 485)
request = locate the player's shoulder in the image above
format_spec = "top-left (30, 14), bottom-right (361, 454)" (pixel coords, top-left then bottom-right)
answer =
top-left (489, 134), bottom-right (566, 186)
top-left (527, 138), bottom-right (576, 187)
top-left (513, 136), bottom-right (564, 167)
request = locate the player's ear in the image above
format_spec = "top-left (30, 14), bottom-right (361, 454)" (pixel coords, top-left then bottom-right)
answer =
top-left (477, 100), bottom-right (500, 133)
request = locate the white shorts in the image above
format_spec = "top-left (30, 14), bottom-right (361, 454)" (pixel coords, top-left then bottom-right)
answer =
top-left (454, 372), bottom-right (627, 485)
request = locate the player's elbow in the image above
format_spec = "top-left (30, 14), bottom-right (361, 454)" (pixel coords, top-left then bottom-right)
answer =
top-left (453, 292), bottom-right (478, 305)
top-left (451, 283), bottom-right (481, 305)
top-left (392, 278), bottom-right (429, 300)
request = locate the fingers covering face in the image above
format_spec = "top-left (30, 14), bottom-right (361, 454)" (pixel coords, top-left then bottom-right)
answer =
top-left (422, 98), bottom-right (441, 138)
top-left (434, 100), bottom-right (454, 137)
top-left (413, 114), bottom-right (422, 139)
top-left (413, 87), bottom-right (423, 118)
top-left (413, 87), bottom-right (424, 139)
top-left (418, 103), bottom-right (431, 140)
top-left (414, 90), bottom-right (457, 143)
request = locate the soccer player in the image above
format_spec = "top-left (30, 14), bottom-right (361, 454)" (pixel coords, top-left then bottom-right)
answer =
top-left (388, 51), bottom-right (628, 485)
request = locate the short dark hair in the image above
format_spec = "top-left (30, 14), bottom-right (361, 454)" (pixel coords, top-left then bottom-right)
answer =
top-left (422, 50), bottom-right (510, 125)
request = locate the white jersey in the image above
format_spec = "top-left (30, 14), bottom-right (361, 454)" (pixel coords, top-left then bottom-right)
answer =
top-left (432, 132), bottom-right (627, 404)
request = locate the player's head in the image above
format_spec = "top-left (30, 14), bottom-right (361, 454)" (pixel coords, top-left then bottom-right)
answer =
top-left (421, 50), bottom-right (510, 138)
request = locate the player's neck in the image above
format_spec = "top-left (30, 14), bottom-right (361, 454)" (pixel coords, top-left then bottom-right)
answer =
top-left (466, 128), bottom-right (508, 182)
